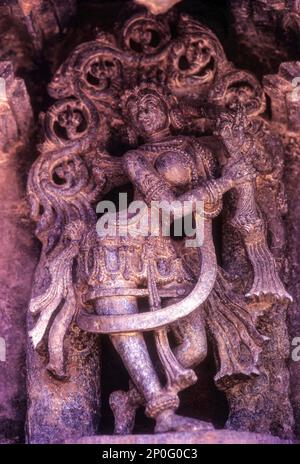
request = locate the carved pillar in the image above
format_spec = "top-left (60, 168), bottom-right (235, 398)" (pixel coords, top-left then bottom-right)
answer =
top-left (26, 325), bottom-right (101, 444)
top-left (221, 143), bottom-right (294, 439)
top-left (229, 0), bottom-right (298, 74)
top-left (0, 61), bottom-right (35, 444)
top-left (26, 100), bottom-right (102, 446)
top-left (1, 0), bottom-right (77, 51)
top-left (217, 64), bottom-right (297, 439)
top-left (264, 61), bottom-right (300, 438)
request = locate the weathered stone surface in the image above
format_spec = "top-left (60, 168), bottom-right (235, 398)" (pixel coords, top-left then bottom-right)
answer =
top-left (284, 136), bottom-right (300, 440)
top-left (0, 0), bottom-right (300, 445)
top-left (65, 430), bottom-right (293, 445)
top-left (219, 112), bottom-right (295, 438)
top-left (0, 0), bottom-right (76, 51)
top-left (229, 0), bottom-right (300, 75)
top-left (263, 61), bottom-right (300, 439)
top-left (264, 62), bottom-right (300, 134)
top-left (134, 0), bottom-right (182, 15)
top-left (0, 61), bottom-right (35, 444)
top-left (26, 325), bottom-right (101, 444)
top-left (0, 61), bottom-right (32, 153)
top-left (23, 3), bottom-right (294, 442)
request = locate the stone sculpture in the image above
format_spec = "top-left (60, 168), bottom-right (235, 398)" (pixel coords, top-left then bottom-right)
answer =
top-left (25, 7), bottom-right (293, 442)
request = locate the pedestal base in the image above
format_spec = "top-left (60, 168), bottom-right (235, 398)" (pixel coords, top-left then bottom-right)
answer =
top-left (65, 430), bottom-right (292, 445)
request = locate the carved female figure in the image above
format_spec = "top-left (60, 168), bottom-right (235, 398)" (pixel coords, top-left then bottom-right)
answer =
top-left (104, 84), bottom-right (291, 433)
top-left (75, 83), bottom-right (246, 433)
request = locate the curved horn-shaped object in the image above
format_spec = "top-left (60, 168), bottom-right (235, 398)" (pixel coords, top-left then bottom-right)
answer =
top-left (77, 219), bottom-right (217, 335)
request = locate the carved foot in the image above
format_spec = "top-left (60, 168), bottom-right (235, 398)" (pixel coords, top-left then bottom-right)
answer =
top-left (109, 390), bottom-right (141, 435)
top-left (245, 263), bottom-right (293, 304)
top-left (245, 240), bottom-right (293, 304)
top-left (155, 410), bottom-right (214, 434)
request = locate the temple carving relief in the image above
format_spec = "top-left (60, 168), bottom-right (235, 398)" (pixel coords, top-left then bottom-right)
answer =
top-left (0, 0), bottom-right (299, 445)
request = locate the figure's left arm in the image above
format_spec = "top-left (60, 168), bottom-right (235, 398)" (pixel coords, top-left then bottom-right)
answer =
top-left (223, 146), bottom-right (292, 304)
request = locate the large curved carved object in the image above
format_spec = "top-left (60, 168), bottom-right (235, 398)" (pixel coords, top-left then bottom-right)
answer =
top-left (77, 219), bottom-right (217, 334)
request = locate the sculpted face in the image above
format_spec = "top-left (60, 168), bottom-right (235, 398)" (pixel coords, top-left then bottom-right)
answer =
top-left (129, 92), bottom-right (169, 138)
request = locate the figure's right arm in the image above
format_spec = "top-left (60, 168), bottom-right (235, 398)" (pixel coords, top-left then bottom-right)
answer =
top-left (124, 149), bottom-right (235, 217)
top-left (123, 149), bottom-right (256, 221)
top-left (123, 150), bottom-right (176, 204)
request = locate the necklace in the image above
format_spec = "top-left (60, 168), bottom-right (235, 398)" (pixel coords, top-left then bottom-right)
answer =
top-left (140, 136), bottom-right (186, 153)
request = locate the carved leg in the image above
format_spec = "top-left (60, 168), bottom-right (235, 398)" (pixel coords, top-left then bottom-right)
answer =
top-left (171, 309), bottom-right (207, 369)
top-left (95, 297), bottom-right (177, 432)
top-left (153, 308), bottom-right (214, 434)
top-left (109, 300), bottom-right (210, 428)
top-left (95, 297), bottom-right (213, 434)
top-left (109, 382), bottom-right (143, 435)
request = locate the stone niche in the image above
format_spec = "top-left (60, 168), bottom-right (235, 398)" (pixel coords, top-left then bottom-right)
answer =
top-left (0, 0), bottom-right (299, 445)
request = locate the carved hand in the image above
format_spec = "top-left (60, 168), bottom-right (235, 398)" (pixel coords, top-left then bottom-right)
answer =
top-left (222, 159), bottom-right (257, 189)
